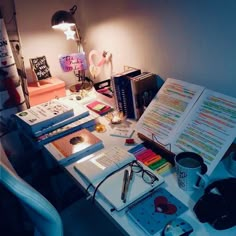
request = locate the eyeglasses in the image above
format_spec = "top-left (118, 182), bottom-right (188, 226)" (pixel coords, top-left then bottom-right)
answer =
top-left (129, 160), bottom-right (159, 186)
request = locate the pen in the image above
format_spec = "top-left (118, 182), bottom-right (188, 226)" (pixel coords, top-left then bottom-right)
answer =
top-left (122, 169), bottom-right (134, 203)
top-left (121, 169), bottom-right (129, 202)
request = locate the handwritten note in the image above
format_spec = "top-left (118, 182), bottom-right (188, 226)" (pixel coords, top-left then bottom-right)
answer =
top-left (30, 56), bottom-right (51, 80)
top-left (59, 53), bottom-right (87, 72)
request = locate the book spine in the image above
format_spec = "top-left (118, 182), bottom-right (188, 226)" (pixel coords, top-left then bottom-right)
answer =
top-left (112, 69), bottom-right (141, 114)
top-left (130, 74), bottom-right (148, 120)
top-left (121, 77), bottom-right (135, 118)
top-left (33, 110), bottom-right (89, 137)
top-left (111, 76), bottom-right (119, 111)
top-left (35, 114), bottom-right (98, 147)
top-left (130, 78), bottom-right (138, 119)
top-left (133, 73), bottom-right (158, 120)
top-left (113, 76), bottom-right (124, 112)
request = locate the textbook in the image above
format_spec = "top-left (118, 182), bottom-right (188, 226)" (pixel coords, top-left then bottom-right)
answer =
top-left (44, 128), bottom-right (104, 166)
top-left (15, 99), bottom-right (74, 134)
top-left (129, 72), bottom-right (158, 120)
top-left (74, 146), bottom-right (164, 211)
top-left (111, 68), bottom-right (141, 116)
top-left (32, 98), bottom-right (90, 137)
top-left (136, 78), bottom-right (236, 175)
top-left (33, 113), bottom-right (98, 147)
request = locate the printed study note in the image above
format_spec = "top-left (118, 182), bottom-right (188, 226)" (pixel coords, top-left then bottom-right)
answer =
top-left (136, 78), bottom-right (236, 175)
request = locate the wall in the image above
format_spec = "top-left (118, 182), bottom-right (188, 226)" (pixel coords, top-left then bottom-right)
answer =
top-left (13, 0), bottom-right (79, 86)
top-left (2, 0), bottom-right (236, 97)
top-left (79, 0), bottom-right (236, 97)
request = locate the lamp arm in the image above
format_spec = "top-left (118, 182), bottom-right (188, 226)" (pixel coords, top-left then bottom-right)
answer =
top-left (75, 26), bottom-right (84, 53)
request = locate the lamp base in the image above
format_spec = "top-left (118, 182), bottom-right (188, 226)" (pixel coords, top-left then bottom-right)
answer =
top-left (69, 79), bottom-right (93, 92)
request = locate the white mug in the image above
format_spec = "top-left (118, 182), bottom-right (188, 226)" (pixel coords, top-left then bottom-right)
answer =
top-left (175, 152), bottom-right (208, 192)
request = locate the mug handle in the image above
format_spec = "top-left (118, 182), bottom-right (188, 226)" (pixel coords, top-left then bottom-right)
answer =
top-left (194, 172), bottom-right (209, 189)
top-left (195, 162), bottom-right (208, 187)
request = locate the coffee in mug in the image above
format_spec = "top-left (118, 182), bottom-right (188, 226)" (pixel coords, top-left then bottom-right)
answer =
top-left (175, 152), bottom-right (208, 191)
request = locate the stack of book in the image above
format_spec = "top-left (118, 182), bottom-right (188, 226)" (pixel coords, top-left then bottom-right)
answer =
top-left (112, 68), bottom-right (158, 120)
top-left (14, 98), bottom-right (93, 147)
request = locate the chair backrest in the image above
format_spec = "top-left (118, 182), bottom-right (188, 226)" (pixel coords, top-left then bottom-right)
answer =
top-left (0, 144), bottom-right (63, 236)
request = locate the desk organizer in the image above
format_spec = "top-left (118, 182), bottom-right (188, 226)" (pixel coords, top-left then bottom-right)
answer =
top-left (27, 78), bottom-right (66, 106)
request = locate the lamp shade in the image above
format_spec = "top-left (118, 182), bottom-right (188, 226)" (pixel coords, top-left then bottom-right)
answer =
top-left (51, 10), bottom-right (75, 30)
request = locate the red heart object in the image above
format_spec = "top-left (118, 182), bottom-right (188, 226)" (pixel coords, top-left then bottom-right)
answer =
top-left (154, 196), bottom-right (177, 215)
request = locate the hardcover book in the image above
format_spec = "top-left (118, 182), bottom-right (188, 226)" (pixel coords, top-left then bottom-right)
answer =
top-left (74, 146), bottom-right (164, 211)
top-left (111, 68), bottom-right (141, 116)
top-left (32, 98), bottom-right (89, 137)
top-left (129, 72), bottom-right (158, 120)
top-left (136, 78), bottom-right (236, 175)
top-left (33, 113), bottom-right (99, 147)
top-left (44, 128), bottom-right (104, 166)
top-left (14, 99), bottom-right (74, 134)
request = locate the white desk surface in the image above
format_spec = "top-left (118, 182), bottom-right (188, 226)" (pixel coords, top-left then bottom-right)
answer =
top-left (64, 115), bottom-right (236, 236)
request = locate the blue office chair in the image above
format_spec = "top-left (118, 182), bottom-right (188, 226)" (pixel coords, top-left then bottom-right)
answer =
top-left (0, 146), bottom-right (123, 236)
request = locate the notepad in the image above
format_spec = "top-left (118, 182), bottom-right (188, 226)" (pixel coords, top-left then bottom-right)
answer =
top-left (127, 188), bottom-right (188, 235)
top-left (97, 164), bottom-right (164, 211)
top-left (74, 146), bottom-right (164, 211)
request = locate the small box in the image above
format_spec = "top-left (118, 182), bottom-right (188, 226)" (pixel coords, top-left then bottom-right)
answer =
top-left (27, 78), bottom-right (66, 106)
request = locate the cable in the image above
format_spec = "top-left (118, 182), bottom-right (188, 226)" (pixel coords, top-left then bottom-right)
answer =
top-left (91, 162), bottom-right (131, 203)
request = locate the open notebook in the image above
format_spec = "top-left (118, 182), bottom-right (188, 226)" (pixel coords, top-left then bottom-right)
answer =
top-left (74, 146), bottom-right (164, 211)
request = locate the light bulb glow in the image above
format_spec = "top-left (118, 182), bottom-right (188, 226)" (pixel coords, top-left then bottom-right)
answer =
top-left (52, 22), bottom-right (75, 31)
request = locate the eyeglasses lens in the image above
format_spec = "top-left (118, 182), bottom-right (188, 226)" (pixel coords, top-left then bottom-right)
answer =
top-left (142, 170), bottom-right (156, 184)
top-left (131, 162), bottom-right (142, 173)
top-left (131, 161), bottom-right (157, 185)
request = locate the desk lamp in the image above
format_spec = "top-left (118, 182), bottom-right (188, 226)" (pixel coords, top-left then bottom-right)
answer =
top-left (51, 5), bottom-right (92, 92)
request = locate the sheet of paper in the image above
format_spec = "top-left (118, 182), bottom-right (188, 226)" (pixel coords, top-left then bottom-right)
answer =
top-left (92, 146), bottom-right (134, 169)
top-left (136, 78), bottom-right (204, 145)
top-left (173, 89), bottom-right (236, 175)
